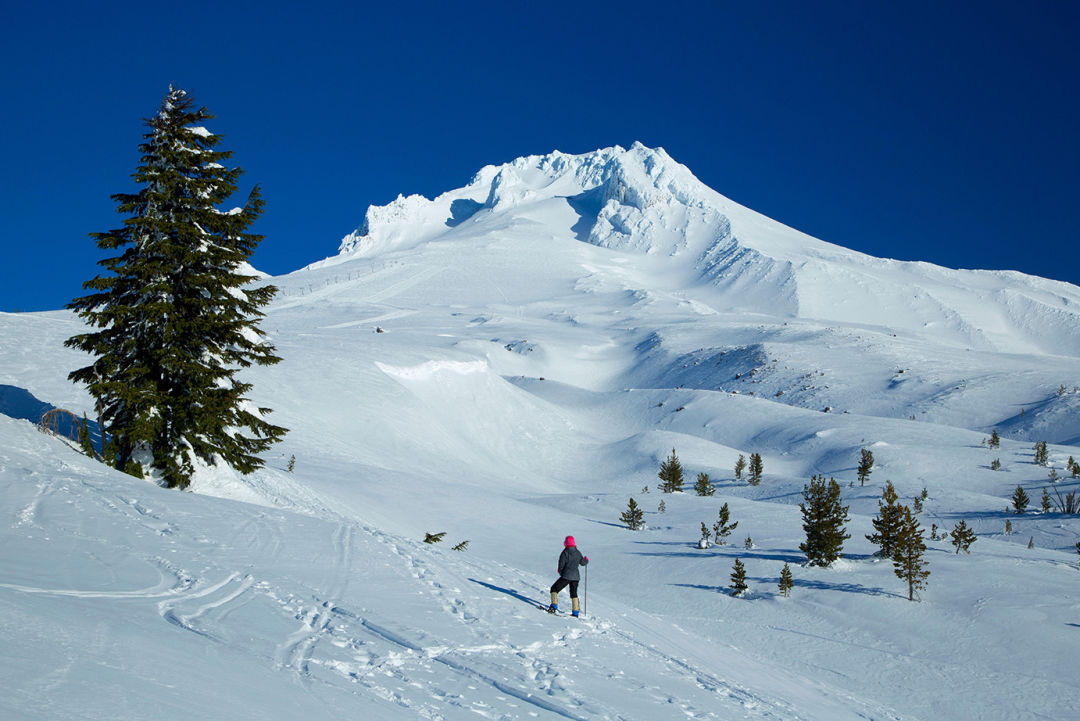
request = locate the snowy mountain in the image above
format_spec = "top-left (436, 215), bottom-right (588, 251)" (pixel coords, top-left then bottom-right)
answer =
top-left (3, 143), bottom-right (1079, 721)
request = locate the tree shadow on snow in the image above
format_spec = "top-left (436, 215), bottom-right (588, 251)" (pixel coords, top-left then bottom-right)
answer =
top-left (469, 579), bottom-right (542, 610)
top-left (672, 576), bottom-right (899, 599)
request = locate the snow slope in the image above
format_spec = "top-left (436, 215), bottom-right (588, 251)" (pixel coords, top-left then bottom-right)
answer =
top-left (3, 144), bottom-right (1079, 720)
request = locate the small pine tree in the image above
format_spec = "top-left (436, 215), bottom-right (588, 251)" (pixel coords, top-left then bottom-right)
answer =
top-left (1005, 519), bottom-right (1013, 535)
top-left (991, 458), bottom-right (1001, 471)
top-left (799, 475), bottom-right (850, 567)
top-left (1048, 467), bottom-right (1059, 483)
top-left (1027, 536), bottom-right (1035, 549)
top-left (734, 454), bottom-right (746, 481)
top-left (286, 454), bottom-right (296, 473)
top-left (1070, 457), bottom-right (1079, 478)
top-left (658, 448), bottom-right (685, 493)
top-left (1011, 485), bottom-right (1030, 514)
top-left (988, 430), bottom-right (1000, 449)
top-left (892, 507), bottom-right (929, 601)
top-left (1034, 440), bottom-right (1049, 466)
top-left (930, 523), bottom-right (938, 541)
top-left (658, 499), bottom-right (666, 513)
top-left (857, 448), bottom-right (874, 486)
top-left (920, 487), bottom-right (928, 501)
top-left (778, 563), bottom-right (793, 597)
top-left (747, 453), bottom-right (764, 485)
top-left (950, 520), bottom-right (976, 554)
top-left (423, 532), bottom-right (446, 544)
top-left (699, 522), bottom-right (711, 549)
top-left (712, 502), bottom-right (738, 545)
top-left (452, 540), bottom-right (469, 552)
top-left (729, 558), bottom-right (748, 597)
top-left (867, 480), bottom-right (904, 558)
top-left (620, 497), bottom-right (645, 530)
top-left (693, 472), bottom-right (715, 496)
top-left (744, 536), bottom-right (754, 550)
top-left (1041, 487), bottom-right (1053, 513)
top-left (912, 496), bottom-right (923, 514)
top-left (78, 414), bottom-right (96, 458)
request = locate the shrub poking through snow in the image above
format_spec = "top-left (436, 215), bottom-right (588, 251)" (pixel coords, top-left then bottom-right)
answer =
top-left (988, 430), bottom-right (1000, 449)
top-left (452, 540), bottom-right (469, 552)
top-left (698, 522), bottom-right (711, 549)
top-left (423, 532), bottom-right (446, 544)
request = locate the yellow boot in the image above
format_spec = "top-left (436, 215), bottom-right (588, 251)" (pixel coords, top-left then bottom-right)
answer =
top-left (571, 597), bottom-right (581, 617)
top-left (548, 591), bottom-right (559, 613)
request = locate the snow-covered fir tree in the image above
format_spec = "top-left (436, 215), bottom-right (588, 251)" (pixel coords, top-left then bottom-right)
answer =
top-left (799, 474), bottom-right (850, 566)
top-left (66, 86), bottom-right (286, 488)
top-left (893, 507), bottom-right (930, 601)
top-left (729, 558), bottom-right (748, 597)
top-left (866, 480), bottom-right (903, 558)
top-left (658, 448), bottom-right (684, 493)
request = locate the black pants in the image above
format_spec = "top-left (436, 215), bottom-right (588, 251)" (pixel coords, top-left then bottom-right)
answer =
top-left (550, 577), bottom-right (579, 598)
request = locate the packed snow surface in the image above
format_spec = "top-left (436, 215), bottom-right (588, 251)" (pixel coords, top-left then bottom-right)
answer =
top-left (3, 144), bottom-right (1079, 720)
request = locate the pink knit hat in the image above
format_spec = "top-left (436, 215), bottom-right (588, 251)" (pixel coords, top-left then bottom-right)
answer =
top-left (564, 535), bottom-right (576, 547)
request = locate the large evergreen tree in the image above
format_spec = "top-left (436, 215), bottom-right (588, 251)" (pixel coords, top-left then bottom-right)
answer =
top-left (798, 474), bottom-right (850, 566)
top-left (866, 480), bottom-right (904, 558)
top-left (66, 86), bottom-right (286, 489)
top-left (658, 448), bottom-right (685, 493)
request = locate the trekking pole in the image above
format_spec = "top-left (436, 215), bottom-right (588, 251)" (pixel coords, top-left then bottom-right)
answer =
top-left (582, 564), bottom-right (587, 618)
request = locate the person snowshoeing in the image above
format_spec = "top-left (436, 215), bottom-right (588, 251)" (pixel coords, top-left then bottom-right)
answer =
top-left (549, 535), bottom-right (588, 616)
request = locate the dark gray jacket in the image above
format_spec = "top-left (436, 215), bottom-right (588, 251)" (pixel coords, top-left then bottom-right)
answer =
top-left (557, 546), bottom-right (588, 581)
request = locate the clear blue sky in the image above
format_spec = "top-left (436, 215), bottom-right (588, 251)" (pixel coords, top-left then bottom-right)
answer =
top-left (2, 1), bottom-right (1077, 311)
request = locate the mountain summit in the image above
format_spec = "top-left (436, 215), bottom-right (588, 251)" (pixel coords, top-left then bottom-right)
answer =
top-left (336, 143), bottom-right (1080, 355)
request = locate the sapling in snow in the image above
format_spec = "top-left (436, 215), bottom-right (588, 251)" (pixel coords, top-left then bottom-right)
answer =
top-left (778, 563), bottom-right (793, 597)
top-left (729, 558), bottom-right (748, 597)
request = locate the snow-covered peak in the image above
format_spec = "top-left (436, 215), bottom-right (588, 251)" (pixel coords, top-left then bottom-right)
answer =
top-left (329, 144), bottom-right (1080, 355)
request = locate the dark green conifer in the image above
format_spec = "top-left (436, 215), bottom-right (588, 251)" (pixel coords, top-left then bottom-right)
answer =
top-left (799, 474), bottom-right (850, 566)
top-left (66, 86), bottom-right (286, 489)
top-left (857, 448), bottom-right (874, 486)
top-left (712, 502), bottom-right (738, 545)
top-left (1041, 487), bottom-right (1052, 513)
top-left (620, 497), bottom-right (645, 530)
top-left (658, 448), bottom-right (684, 493)
top-left (747, 453), bottom-right (764, 485)
top-left (988, 430), bottom-right (1000, 449)
top-left (778, 563), bottom-right (793, 597)
top-left (949, 520), bottom-right (976, 554)
top-left (1011, 485), bottom-right (1029, 514)
top-left (866, 480), bottom-right (903, 558)
top-left (693, 471), bottom-right (715, 496)
top-left (893, 507), bottom-right (929, 601)
top-left (734, 454), bottom-right (746, 481)
top-left (729, 558), bottom-right (748, 596)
